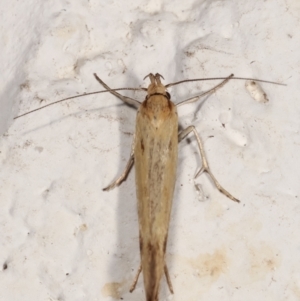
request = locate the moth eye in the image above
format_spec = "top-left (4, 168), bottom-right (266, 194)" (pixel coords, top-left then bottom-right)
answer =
top-left (166, 92), bottom-right (171, 99)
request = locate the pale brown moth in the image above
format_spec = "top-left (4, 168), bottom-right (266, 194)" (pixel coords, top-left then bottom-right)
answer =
top-left (14, 73), bottom-right (284, 301)
top-left (100, 73), bottom-right (240, 301)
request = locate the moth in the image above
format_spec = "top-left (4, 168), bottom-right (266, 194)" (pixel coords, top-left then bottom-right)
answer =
top-left (14, 73), bottom-right (284, 301)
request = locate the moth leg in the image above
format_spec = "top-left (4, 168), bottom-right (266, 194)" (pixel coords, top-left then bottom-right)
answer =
top-left (178, 126), bottom-right (240, 203)
top-left (103, 134), bottom-right (135, 191)
top-left (129, 264), bottom-right (142, 293)
top-left (164, 264), bottom-right (174, 294)
top-left (94, 73), bottom-right (141, 108)
top-left (176, 74), bottom-right (233, 107)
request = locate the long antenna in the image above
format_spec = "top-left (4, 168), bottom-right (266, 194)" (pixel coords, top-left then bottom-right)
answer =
top-left (14, 86), bottom-right (146, 119)
top-left (166, 75), bottom-right (286, 88)
top-left (14, 74), bottom-right (286, 119)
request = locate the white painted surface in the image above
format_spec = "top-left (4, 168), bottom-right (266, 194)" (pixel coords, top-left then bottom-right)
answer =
top-left (0, 1), bottom-right (300, 301)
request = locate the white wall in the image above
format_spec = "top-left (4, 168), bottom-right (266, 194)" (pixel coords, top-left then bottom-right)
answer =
top-left (0, 1), bottom-right (299, 300)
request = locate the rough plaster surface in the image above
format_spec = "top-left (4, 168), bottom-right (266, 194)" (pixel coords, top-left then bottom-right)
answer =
top-left (0, 1), bottom-right (300, 301)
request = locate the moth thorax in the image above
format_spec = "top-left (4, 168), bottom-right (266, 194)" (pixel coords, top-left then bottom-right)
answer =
top-left (147, 83), bottom-right (167, 96)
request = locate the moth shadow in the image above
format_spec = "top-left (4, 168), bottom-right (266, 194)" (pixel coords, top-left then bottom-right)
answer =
top-left (104, 73), bottom-right (146, 301)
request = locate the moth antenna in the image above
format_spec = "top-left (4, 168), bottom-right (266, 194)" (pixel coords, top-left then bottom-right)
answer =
top-left (166, 75), bottom-right (286, 88)
top-left (14, 86), bottom-right (146, 119)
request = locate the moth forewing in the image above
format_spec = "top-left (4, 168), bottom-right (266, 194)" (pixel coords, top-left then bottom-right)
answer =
top-left (134, 75), bottom-right (178, 301)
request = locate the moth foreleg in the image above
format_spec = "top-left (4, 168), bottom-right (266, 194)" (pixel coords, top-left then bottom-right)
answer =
top-left (103, 134), bottom-right (135, 191)
top-left (93, 73), bottom-right (141, 108)
top-left (178, 126), bottom-right (240, 203)
top-left (164, 264), bottom-right (174, 294)
top-left (129, 264), bottom-right (142, 293)
top-left (176, 74), bottom-right (233, 107)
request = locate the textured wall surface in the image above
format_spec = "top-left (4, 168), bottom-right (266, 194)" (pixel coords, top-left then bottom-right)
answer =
top-left (0, 1), bottom-right (299, 300)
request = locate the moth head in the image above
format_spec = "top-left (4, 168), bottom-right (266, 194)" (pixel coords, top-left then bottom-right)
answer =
top-left (144, 73), bottom-right (168, 95)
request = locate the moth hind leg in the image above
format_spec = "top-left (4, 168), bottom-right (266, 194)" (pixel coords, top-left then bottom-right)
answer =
top-left (129, 264), bottom-right (174, 294)
top-left (178, 126), bottom-right (240, 203)
top-left (129, 264), bottom-right (142, 293)
top-left (164, 264), bottom-right (174, 294)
